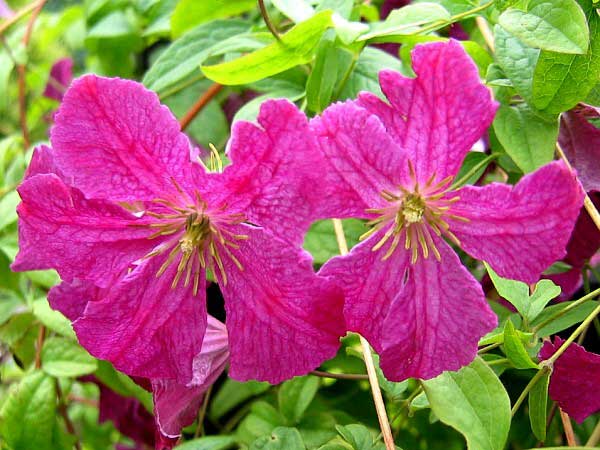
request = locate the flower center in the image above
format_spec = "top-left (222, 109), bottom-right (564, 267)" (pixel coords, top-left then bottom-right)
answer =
top-left (400, 193), bottom-right (425, 224)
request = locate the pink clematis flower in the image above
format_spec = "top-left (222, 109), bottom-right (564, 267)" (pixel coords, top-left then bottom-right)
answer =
top-left (12, 75), bottom-right (344, 384)
top-left (539, 337), bottom-right (600, 423)
top-left (311, 41), bottom-right (584, 381)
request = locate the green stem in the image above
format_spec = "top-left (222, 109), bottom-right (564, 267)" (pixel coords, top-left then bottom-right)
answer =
top-left (486, 357), bottom-right (509, 366)
top-left (450, 153), bottom-right (498, 190)
top-left (511, 367), bottom-right (550, 416)
top-left (478, 342), bottom-right (501, 354)
top-left (532, 287), bottom-right (600, 334)
top-left (416, 0), bottom-right (495, 36)
top-left (547, 303), bottom-right (600, 365)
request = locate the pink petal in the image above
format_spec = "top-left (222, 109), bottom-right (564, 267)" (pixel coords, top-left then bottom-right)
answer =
top-left (379, 236), bottom-right (497, 381)
top-left (559, 104), bottom-right (600, 192)
top-left (74, 254), bottom-right (207, 383)
top-left (12, 174), bottom-right (156, 287)
top-left (448, 161), bottom-right (584, 284)
top-left (153, 316), bottom-right (229, 439)
top-left (218, 99), bottom-right (325, 245)
top-left (47, 279), bottom-right (100, 321)
top-left (219, 224), bottom-right (345, 383)
top-left (318, 227), bottom-right (411, 351)
top-left (310, 101), bottom-right (408, 219)
top-left (43, 58), bottom-right (73, 102)
top-left (24, 145), bottom-right (61, 180)
top-left (362, 41), bottom-right (497, 184)
top-left (51, 75), bottom-right (199, 202)
top-left (539, 337), bottom-right (600, 423)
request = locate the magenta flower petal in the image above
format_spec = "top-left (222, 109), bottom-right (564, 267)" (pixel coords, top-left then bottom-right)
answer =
top-left (379, 236), bottom-right (496, 381)
top-left (48, 279), bottom-right (99, 322)
top-left (51, 75), bottom-right (199, 202)
top-left (559, 104), bottom-right (600, 192)
top-left (43, 58), bottom-right (73, 102)
top-left (12, 174), bottom-right (157, 287)
top-left (539, 337), bottom-right (600, 423)
top-left (310, 101), bottom-right (408, 219)
top-left (153, 316), bottom-right (228, 439)
top-left (74, 255), bottom-right (206, 382)
top-left (23, 145), bottom-right (61, 180)
top-left (219, 224), bottom-right (344, 383)
top-left (448, 161), bottom-right (584, 283)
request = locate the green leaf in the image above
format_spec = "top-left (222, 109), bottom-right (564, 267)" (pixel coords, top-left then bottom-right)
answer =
top-left (372, 353), bottom-right (409, 399)
top-left (306, 30), bottom-right (354, 113)
top-left (454, 152), bottom-right (495, 186)
top-left (531, 300), bottom-right (599, 336)
top-left (272, 0), bottom-right (315, 22)
top-left (95, 360), bottom-right (153, 412)
top-left (0, 372), bottom-right (56, 450)
top-left (250, 427), bottom-right (306, 450)
top-left (423, 357), bottom-right (511, 450)
top-left (0, 190), bottom-right (19, 231)
top-left (494, 25), bottom-right (539, 101)
top-left (174, 436), bottom-right (237, 450)
top-left (171, 0), bottom-right (256, 37)
top-left (485, 263), bottom-right (529, 316)
top-left (209, 379), bottom-right (270, 420)
top-left (0, 289), bottom-right (22, 326)
top-left (492, 104), bottom-right (558, 173)
top-left (335, 424), bottom-right (377, 450)
top-left (359, 3), bottom-right (451, 41)
top-left (498, 0), bottom-right (589, 54)
top-left (527, 279), bottom-right (561, 321)
top-left (528, 370), bottom-right (550, 441)
top-left (303, 219), bottom-right (364, 265)
top-left (32, 298), bottom-right (76, 339)
top-left (531, 0), bottom-right (600, 113)
top-left (41, 337), bottom-right (97, 377)
top-left (278, 376), bottom-right (319, 424)
top-left (0, 312), bottom-right (35, 346)
top-left (202, 11), bottom-right (333, 85)
top-left (503, 320), bottom-right (538, 369)
top-left (143, 20), bottom-right (250, 94)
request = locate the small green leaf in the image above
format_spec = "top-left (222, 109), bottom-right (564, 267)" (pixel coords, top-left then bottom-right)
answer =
top-left (272, 0), bottom-right (315, 22)
top-left (528, 370), bottom-right (550, 441)
top-left (335, 424), bottom-right (377, 450)
top-left (492, 104), bottom-right (558, 173)
top-left (527, 279), bottom-right (561, 321)
top-left (250, 427), bottom-right (306, 450)
top-left (503, 320), bottom-right (538, 369)
top-left (32, 298), bottom-right (76, 339)
top-left (303, 219), bottom-right (364, 265)
top-left (498, 0), bottom-right (589, 54)
top-left (423, 357), bottom-right (511, 450)
top-left (171, 0), bottom-right (256, 37)
top-left (278, 376), bottom-right (319, 424)
top-left (0, 372), bottom-right (56, 450)
top-left (485, 263), bottom-right (529, 316)
top-left (209, 378), bottom-right (270, 420)
top-left (95, 360), bottom-right (153, 412)
top-left (41, 337), bottom-right (97, 377)
top-left (174, 436), bottom-right (237, 450)
top-left (201, 11), bottom-right (333, 85)
top-left (531, 300), bottom-right (599, 336)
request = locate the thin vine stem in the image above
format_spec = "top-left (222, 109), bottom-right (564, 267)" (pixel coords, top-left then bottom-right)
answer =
top-left (310, 370), bottom-right (369, 381)
top-left (0, 0), bottom-right (44, 35)
top-left (415, 0), bottom-right (495, 36)
top-left (511, 366), bottom-right (550, 416)
top-left (532, 287), bottom-right (600, 334)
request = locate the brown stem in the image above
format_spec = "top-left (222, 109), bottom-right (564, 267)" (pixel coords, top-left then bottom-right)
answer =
top-left (258, 0), bottom-right (281, 41)
top-left (55, 380), bottom-right (82, 450)
top-left (310, 370), bottom-right (369, 381)
top-left (179, 83), bottom-right (223, 131)
top-left (34, 325), bottom-right (46, 369)
top-left (559, 408), bottom-right (577, 446)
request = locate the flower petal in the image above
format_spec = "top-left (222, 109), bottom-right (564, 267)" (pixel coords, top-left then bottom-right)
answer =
top-left (362, 40), bottom-right (497, 183)
top-left (24, 145), bottom-right (61, 180)
top-left (51, 75), bottom-right (197, 202)
top-left (47, 279), bottom-right (100, 321)
top-left (43, 58), bottom-right (72, 102)
top-left (379, 236), bottom-right (497, 381)
top-left (11, 174), bottom-right (156, 287)
top-left (318, 227), bottom-right (411, 351)
top-left (219, 224), bottom-right (344, 383)
top-left (559, 104), bottom-right (600, 192)
top-left (539, 337), bottom-right (600, 423)
top-left (74, 253), bottom-right (206, 383)
top-left (448, 161), bottom-right (584, 284)
top-left (217, 99), bottom-right (324, 245)
top-left (310, 101), bottom-right (408, 218)
top-left (153, 316), bottom-right (228, 439)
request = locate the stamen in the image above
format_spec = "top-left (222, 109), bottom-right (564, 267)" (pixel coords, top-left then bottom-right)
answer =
top-left (157, 243), bottom-right (182, 277)
top-left (372, 226), bottom-right (395, 252)
top-left (416, 226), bottom-right (428, 259)
top-left (382, 231), bottom-right (402, 261)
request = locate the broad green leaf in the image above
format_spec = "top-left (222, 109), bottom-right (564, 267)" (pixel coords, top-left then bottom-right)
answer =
top-left (359, 3), bottom-right (451, 41)
top-left (455, 152), bottom-right (495, 186)
top-left (317, 440), bottom-right (353, 450)
top-left (201, 11), bottom-right (333, 85)
top-left (531, 300), bottom-right (599, 336)
top-left (143, 20), bottom-right (250, 94)
top-left (236, 401), bottom-right (286, 445)
top-left (0, 190), bottom-right (19, 231)
top-left (527, 279), bottom-right (561, 321)
top-left (0, 289), bottom-right (21, 326)
top-left (32, 298), bottom-right (76, 339)
top-left (423, 357), bottom-right (511, 450)
top-left (485, 263), bottom-right (529, 316)
top-left (372, 353), bottom-right (409, 399)
top-left (171, 0), bottom-right (256, 37)
top-left (0, 312), bottom-right (35, 346)
top-left (503, 320), bottom-right (538, 369)
top-left (272, 0), bottom-right (315, 22)
top-left (586, 82), bottom-right (600, 106)
top-left (250, 427), bottom-right (306, 450)
top-left (278, 376), bottom-right (319, 424)
top-left (0, 372), bottom-right (56, 450)
top-left (492, 104), bottom-right (558, 173)
top-left (318, 0), bottom-right (355, 18)
top-left (531, 0), bottom-right (600, 113)
top-left (306, 30), bottom-right (354, 113)
top-left (174, 436), bottom-right (237, 450)
top-left (303, 219), bottom-right (364, 265)
top-left (41, 336), bottom-right (97, 377)
top-left (86, 11), bottom-right (137, 39)
top-left (494, 25), bottom-right (539, 101)
top-left (336, 424), bottom-right (377, 450)
top-left (498, 0), bottom-right (589, 54)
top-left (232, 90), bottom-right (305, 123)
top-left (528, 371), bottom-right (550, 441)
top-left (209, 378), bottom-right (270, 420)
top-left (95, 360), bottom-right (153, 412)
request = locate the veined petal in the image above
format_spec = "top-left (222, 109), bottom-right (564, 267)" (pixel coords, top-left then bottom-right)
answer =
top-left (319, 227), bottom-right (411, 351)
top-left (43, 58), bottom-right (72, 102)
top-left (380, 236), bottom-right (497, 381)
top-left (51, 75), bottom-right (199, 202)
top-left (219, 224), bottom-right (344, 383)
top-left (362, 40), bottom-right (497, 184)
top-left (24, 145), bottom-right (62, 180)
top-left (447, 161), bottom-right (584, 284)
top-left (11, 174), bottom-right (157, 287)
top-left (74, 253), bottom-right (207, 383)
top-left (47, 279), bottom-right (100, 322)
top-left (310, 101), bottom-right (406, 219)
top-left (539, 337), bottom-right (600, 423)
